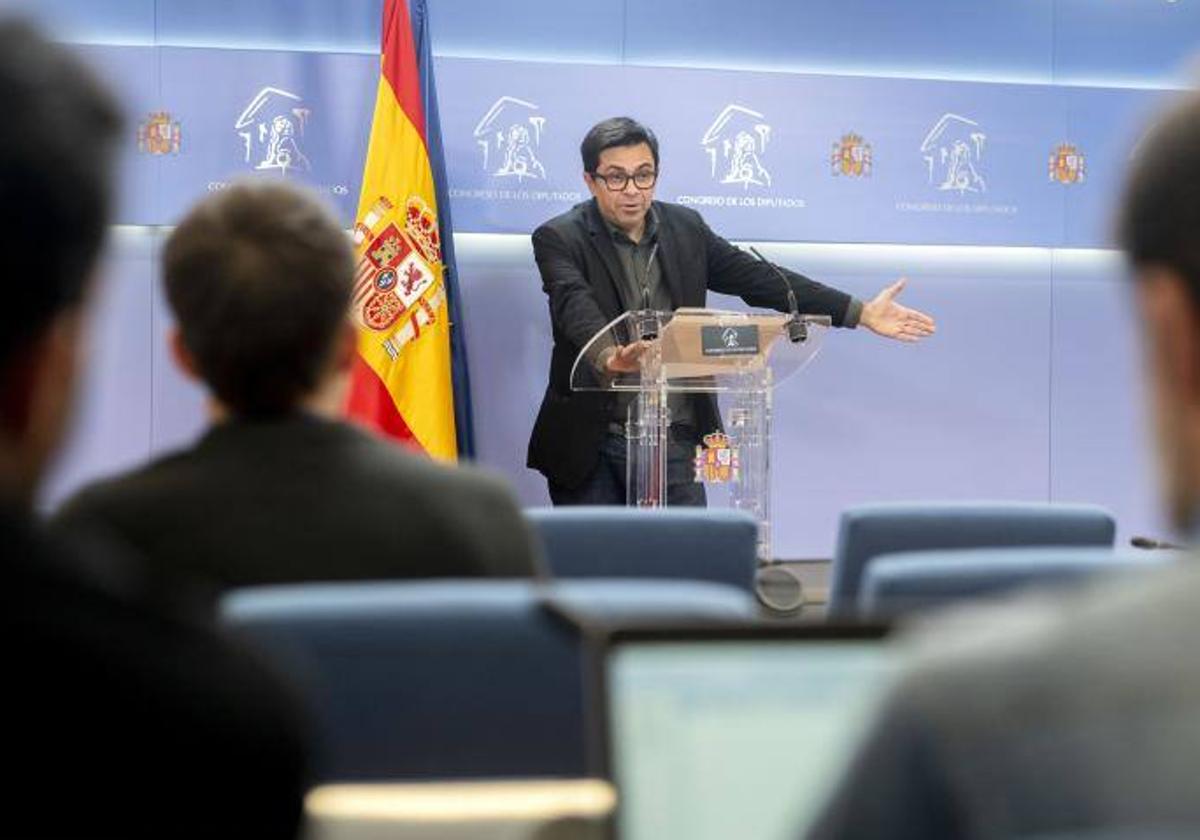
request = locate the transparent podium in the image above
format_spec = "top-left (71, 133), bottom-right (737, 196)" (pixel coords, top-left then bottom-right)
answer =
top-left (571, 307), bottom-right (829, 563)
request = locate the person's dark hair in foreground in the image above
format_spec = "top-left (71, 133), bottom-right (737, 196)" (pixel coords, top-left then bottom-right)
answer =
top-left (163, 180), bottom-right (356, 418)
top-left (806, 90), bottom-right (1200, 840)
top-left (53, 180), bottom-right (541, 594)
top-left (0, 18), bottom-right (307, 837)
top-left (1118, 92), bottom-right (1200, 534)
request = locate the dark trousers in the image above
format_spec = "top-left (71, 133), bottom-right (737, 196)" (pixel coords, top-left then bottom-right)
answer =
top-left (548, 432), bottom-right (707, 507)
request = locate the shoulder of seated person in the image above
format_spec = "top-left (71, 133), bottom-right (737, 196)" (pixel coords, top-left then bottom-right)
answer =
top-left (897, 559), bottom-right (1200, 687)
top-left (348, 427), bottom-right (515, 494)
top-left (52, 447), bottom-right (195, 521)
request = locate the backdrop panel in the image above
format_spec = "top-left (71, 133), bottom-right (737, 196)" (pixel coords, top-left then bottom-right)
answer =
top-left (1050, 249), bottom-right (1165, 547)
top-left (157, 47), bottom-right (375, 225)
top-left (40, 229), bottom-right (158, 511)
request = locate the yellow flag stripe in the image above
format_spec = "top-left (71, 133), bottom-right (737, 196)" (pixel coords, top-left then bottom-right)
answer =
top-left (354, 73), bottom-right (457, 461)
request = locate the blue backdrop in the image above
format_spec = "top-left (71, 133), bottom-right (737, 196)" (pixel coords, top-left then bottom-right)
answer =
top-left (17, 0), bottom-right (1197, 556)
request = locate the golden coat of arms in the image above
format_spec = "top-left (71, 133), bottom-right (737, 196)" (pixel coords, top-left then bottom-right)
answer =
top-left (138, 112), bottom-right (181, 156)
top-left (694, 431), bottom-right (740, 485)
top-left (351, 195), bottom-right (444, 361)
top-left (831, 133), bottom-right (872, 178)
top-left (1049, 143), bottom-right (1086, 185)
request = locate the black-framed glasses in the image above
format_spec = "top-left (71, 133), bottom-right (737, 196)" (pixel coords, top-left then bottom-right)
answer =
top-left (590, 169), bottom-right (658, 191)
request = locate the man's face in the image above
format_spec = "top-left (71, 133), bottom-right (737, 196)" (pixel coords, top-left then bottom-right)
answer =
top-left (1137, 268), bottom-right (1200, 533)
top-left (584, 142), bottom-right (657, 235)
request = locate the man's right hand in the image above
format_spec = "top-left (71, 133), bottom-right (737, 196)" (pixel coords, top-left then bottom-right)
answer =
top-left (603, 341), bottom-right (651, 373)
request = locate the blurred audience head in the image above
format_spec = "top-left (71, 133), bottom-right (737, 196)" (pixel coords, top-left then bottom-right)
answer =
top-left (1119, 90), bottom-right (1200, 533)
top-left (163, 181), bottom-right (356, 420)
top-left (0, 18), bottom-right (122, 503)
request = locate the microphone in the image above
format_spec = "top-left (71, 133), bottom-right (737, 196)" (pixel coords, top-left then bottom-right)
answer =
top-left (748, 246), bottom-right (805, 343)
top-left (1130, 536), bottom-right (1185, 550)
top-left (639, 242), bottom-right (660, 340)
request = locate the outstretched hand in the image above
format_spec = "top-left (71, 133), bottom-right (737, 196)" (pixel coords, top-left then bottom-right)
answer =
top-left (860, 277), bottom-right (936, 343)
top-left (603, 340), bottom-right (652, 373)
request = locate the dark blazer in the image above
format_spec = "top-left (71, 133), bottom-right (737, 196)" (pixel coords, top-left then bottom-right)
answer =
top-left (54, 414), bottom-right (542, 594)
top-left (5, 504), bottom-right (307, 836)
top-left (528, 199), bottom-right (857, 490)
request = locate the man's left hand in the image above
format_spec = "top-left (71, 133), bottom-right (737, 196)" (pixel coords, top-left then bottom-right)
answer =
top-left (860, 277), bottom-right (936, 343)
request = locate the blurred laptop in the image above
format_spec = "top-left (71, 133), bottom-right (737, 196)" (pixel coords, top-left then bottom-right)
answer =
top-left (591, 622), bottom-right (898, 840)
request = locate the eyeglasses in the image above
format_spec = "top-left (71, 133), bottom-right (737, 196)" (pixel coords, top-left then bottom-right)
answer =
top-left (589, 169), bottom-right (658, 191)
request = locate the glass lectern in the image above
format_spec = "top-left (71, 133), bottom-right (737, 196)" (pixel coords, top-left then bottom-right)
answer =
top-left (570, 307), bottom-right (829, 561)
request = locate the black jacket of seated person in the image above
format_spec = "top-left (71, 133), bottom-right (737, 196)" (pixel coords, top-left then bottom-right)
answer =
top-left (53, 413), bottom-right (542, 596)
top-left (4, 503), bottom-right (307, 837)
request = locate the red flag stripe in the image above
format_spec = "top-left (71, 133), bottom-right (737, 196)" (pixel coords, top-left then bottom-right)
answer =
top-left (345, 354), bottom-right (424, 453)
top-left (381, 0), bottom-right (426, 142)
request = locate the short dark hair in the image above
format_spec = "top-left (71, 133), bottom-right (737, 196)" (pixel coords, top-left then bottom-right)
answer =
top-left (164, 182), bottom-right (355, 418)
top-left (0, 19), bottom-right (122, 368)
top-left (580, 117), bottom-right (659, 173)
top-left (1118, 91), bottom-right (1200, 293)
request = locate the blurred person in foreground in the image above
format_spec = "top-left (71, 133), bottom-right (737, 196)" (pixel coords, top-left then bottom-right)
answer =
top-left (54, 181), bottom-right (541, 597)
top-left (0, 18), bottom-right (306, 837)
top-left (808, 89), bottom-right (1200, 840)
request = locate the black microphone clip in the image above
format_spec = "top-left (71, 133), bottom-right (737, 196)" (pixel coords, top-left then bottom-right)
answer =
top-left (748, 246), bottom-right (805, 343)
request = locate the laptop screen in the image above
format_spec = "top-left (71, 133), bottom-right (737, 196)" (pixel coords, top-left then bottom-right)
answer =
top-left (606, 632), bottom-right (898, 840)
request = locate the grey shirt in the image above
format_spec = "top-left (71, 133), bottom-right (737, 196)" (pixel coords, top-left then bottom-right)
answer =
top-left (609, 210), bottom-right (670, 314)
top-left (607, 211), bottom-right (698, 433)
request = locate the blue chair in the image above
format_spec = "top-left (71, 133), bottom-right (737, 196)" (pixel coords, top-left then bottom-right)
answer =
top-left (860, 546), bottom-right (1177, 618)
top-left (221, 579), bottom-right (754, 782)
top-left (827, 502), bottom-right (1116, 616)
top-left (525, 506), bottom-right (759, 595)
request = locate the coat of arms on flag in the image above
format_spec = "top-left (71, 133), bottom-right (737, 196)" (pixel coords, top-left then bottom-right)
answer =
top-left (352, 195), bottom-right (444, 361)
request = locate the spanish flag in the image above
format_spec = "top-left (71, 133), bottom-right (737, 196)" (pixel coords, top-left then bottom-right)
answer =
top-left (345, 0), bottom-right (471, 461)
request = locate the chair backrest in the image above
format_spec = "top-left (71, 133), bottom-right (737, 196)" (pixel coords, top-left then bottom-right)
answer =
top-left (221, 579), bottom-right (754, 782)
top-left (525, 507), bottom-right (759, 594)
top-left (827, 502), bottom-right (1116, 616)
top-left (859, 546), bottom-right (1177, 618)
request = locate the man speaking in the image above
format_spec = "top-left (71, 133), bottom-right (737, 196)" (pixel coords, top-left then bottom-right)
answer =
top-left (527, 116), bottom-right (935, 506)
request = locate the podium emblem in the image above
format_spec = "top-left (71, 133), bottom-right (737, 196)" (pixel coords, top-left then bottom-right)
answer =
top-left (694, 431), bottom-right (740, 485)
